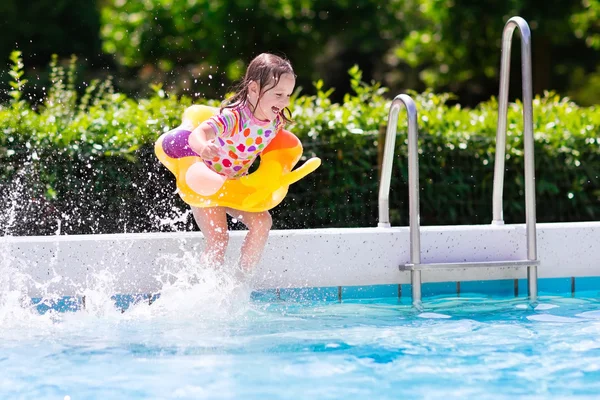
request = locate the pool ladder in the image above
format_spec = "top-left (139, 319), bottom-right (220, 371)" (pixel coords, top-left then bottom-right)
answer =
top-left (378, 17), bottom-right (540, 306)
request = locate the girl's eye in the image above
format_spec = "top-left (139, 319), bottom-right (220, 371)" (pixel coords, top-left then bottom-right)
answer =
top-left (276, 94), bottom-right (282, 98)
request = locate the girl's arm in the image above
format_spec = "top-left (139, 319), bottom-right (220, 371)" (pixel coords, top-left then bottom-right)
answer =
top-left (189, 122), bottom-right (220, 159)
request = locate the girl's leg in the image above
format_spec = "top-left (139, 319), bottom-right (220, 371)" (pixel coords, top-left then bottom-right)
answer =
top-left (226, 209), bottom-right (272, 271)
top-left (192, 206), bottom-right (229, 267)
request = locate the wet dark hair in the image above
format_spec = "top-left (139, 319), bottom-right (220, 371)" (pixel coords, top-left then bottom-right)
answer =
top-left (221, 53), bottom-right (295, 124)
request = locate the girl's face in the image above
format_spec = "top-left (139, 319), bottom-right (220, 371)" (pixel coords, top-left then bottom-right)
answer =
top-left (248, 73), bottom-right (295, 122)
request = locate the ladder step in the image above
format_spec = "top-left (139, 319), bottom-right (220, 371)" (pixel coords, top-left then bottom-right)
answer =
top-left (400, 259), bottom-right (540, 271)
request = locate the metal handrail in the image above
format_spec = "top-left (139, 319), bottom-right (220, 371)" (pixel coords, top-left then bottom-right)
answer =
top-left (377, 17), bottom-right (539, 307)
top-left (377, 94), bottom-right (423, 306)
top-left (492, 17), bottom-right (535, 229)
top-left (378, 94), bottom-right (418, 229)
top-left (492, 16), bottom-right (538, 299)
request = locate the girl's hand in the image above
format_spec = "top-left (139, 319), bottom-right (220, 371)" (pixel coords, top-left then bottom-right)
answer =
top-left (189, 123), bottom-right (220, 159)
top-left (199, 140), bottom-right (221, 159)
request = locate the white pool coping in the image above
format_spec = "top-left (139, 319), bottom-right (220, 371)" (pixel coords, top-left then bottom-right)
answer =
top-left (3, 221), bottom-right (599, 297)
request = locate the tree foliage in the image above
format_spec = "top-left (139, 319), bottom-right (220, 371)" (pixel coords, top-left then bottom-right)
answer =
top-left (388, 0), bottom-right (600, 104)
top-left (0, 0), bottom-right (103, 65)
top-left (97, 0), bottom-right (600, 105)
top-left (2, 1), bottom-right (600, 106)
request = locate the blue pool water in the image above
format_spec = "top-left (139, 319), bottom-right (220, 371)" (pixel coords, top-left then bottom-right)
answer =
top-left (2, 285), bottom-right (600, 399)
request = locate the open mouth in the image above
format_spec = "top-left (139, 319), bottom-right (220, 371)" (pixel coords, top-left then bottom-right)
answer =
top-left (271, 106), bottom-right (280, 114)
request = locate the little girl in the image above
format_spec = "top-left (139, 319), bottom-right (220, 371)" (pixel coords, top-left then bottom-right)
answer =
top-left (188, 53), bottom-right (296, 273)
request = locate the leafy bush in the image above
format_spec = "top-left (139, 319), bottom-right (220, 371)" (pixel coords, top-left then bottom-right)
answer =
top-left (1, 53), bottom-right (598, 235)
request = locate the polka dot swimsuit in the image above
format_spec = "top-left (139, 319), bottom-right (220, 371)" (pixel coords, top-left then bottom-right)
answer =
top-left (204, 104), bottom-right (283, 178)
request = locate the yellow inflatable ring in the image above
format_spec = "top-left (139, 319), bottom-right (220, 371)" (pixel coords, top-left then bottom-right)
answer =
top-left (155, 105), bottom-right (321, 212)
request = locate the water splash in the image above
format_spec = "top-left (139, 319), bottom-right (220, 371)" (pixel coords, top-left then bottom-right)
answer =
top-left (0, 161), bottom-right (255, 332)
top-left (0, 168), bottom-right (41, 328)
top-left (0, 236), bottom-right (254, 331)
top-left (130, 250), bottom-right (253, 320)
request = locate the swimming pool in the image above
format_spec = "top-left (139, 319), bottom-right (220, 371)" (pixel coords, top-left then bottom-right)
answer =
top-left (2, 274), bottom-right (600, 400)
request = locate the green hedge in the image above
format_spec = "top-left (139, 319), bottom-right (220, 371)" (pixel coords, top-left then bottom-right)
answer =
top-left (1, 53), bottom-right (598, 235)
